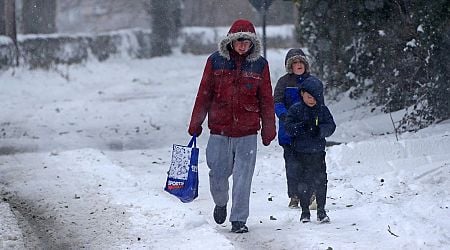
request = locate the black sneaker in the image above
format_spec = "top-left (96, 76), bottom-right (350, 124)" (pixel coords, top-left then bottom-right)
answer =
top-left (300, 211), bottom-right (311, 223)
top-left (317, 209), bottom-right (330, 223)
top-left (213, 205), bottom-right (227, 224)
top-left (231, 221), bottom-right (249, 233)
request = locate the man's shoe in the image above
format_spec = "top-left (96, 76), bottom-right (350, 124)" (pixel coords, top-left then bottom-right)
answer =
top-left (317, 208), bottom-right (330, 223)
top-left (231, 221), bottom-right (249, 233)
top-left (288, 196), bottom-right (299, 209)
top-left (213, 205), bottom-right (227, 224)
top-left (300, 211), bottom-right (311, 223)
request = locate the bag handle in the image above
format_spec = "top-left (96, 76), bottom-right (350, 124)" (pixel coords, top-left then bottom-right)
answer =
top-left (187, 135), bottom-right (197, 148)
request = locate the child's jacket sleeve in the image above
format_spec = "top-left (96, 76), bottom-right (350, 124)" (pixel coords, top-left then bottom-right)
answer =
top-left (318, 106), bottom-right (336, 138)
top-left (284, 103), bottom-right (307, 137)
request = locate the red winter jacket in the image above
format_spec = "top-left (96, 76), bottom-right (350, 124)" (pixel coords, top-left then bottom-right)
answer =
top-left (189, 50), bottom-right (276, 145)
top-left (189, 19), bottom-right (276, 145)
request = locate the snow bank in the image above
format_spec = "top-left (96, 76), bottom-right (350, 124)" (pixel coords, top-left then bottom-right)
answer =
top-left (0, 202), bottom-right (24, 249)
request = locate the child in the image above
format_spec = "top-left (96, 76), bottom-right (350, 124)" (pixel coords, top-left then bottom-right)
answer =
top-left (284, 76), bottom-right (336, 223)
top-left (273, 49), bottom-right (324, 208)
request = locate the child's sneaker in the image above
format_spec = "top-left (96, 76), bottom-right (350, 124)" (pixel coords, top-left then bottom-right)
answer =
top-left (317, 209), bottom-right (330, 223)
top-left (288, 196), bottom-right (299, 209)
top-left (300, 211), bottom-right (311, 223)
top-left (231, 221), bottom-right (248, 233)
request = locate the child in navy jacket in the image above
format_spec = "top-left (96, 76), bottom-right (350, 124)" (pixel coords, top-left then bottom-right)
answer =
top-left (273, 48), bottom-right (324, 209)
top-left (284, 76), bottom-right (336, 223)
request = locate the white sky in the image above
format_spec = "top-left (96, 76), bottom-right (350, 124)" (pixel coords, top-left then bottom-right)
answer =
top-left (0, 48), bottom-right (449, 249)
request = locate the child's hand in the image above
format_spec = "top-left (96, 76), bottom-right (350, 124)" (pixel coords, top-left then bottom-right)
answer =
top-left (305, 120), bottom-right (320, 138)
top-left (309, 125), bottom-right (320, 138)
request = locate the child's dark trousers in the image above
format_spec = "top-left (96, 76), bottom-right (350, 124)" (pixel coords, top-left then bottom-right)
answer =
top-left (294, 151), bottom-right (328, 211)
top-left (283, 144), bottom-right (300, 198)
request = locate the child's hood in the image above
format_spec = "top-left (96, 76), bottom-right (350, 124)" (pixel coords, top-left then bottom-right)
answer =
top-left (285, 48), bottom-right (309, 74)
top-left (301, 76), bottom-right (324, 105)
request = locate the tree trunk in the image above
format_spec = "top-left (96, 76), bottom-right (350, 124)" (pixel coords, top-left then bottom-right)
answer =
top-left (4, 0), bottom-right (19, 65)
top-left (149, 0), bottom-right (182, 57)
top-left (0, 0), bottom-right (5, 35)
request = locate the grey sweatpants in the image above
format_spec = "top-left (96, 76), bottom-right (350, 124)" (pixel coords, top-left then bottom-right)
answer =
top-left (206, 134), bottom-right (257, 223)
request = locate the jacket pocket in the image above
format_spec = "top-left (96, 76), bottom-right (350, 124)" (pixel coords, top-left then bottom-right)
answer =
top-left (239, 103), bottom-right (260, 127)
top-left (243, 103), bottom-right (260, 113)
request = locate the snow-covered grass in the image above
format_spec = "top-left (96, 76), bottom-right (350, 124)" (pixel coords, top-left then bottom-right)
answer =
top-left (0, 49), bottom-right (449, 249)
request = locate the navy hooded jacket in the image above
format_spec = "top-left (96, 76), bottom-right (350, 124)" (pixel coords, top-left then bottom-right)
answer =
top-left (284, 77), bottom-right (336, 153)
top-left (274, 73), bottom-right (324, 145)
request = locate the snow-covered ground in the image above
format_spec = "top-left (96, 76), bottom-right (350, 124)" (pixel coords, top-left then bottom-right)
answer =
top-left (0, 49), bottom-right (449, 249)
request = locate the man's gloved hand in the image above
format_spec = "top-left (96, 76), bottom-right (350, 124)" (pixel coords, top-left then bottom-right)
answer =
top-left (262, 127), bottom-right (276, 146)
top-left (188, 126), bottom-right (202, 137)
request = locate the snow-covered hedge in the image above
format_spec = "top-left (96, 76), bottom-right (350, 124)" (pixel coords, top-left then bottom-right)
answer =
top-left (26, 29), bottom-right (153, 69)
top-left (0, 36), bottom-right (16, 70)
top-left (0, 25), bottom-right (297, 70)
top-left (0, 29), bottom-right (153, 70)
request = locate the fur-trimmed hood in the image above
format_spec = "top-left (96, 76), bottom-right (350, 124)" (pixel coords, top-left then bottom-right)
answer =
top-left (218, 19), bottom-right (262, 62)
top-left (285, 48), bottom-right (310, 74)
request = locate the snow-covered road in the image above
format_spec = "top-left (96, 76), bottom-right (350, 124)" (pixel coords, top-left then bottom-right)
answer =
top-left (1, 51), bottom-right (449, 249)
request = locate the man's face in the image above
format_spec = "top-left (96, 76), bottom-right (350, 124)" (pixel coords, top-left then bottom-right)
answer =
top-left (301, 91), bottom-right (317, 107)
top-left (292, 60), bottom-right (306, 75)
top-left (232, 39), bottom-right (252, 55)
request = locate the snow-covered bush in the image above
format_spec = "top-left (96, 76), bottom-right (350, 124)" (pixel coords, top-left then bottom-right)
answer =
top-left (0, 36), bottom-right (16, 70)
top-left (295, 0), bottom-right (450, 131)
top-left (0, 29), bottom-right (154, 70)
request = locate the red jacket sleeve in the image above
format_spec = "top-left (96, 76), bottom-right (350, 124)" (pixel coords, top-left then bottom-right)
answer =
top-left (259, 63), bottom-right (276, 145)
top-left (188, 57), bottom-right (214, 136)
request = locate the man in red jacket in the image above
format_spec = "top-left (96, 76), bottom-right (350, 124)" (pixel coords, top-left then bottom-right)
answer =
top-left (188, 19), bottom-right (276, 233)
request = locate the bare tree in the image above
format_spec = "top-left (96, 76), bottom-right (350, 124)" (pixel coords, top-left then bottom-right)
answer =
top-left (22, 0), bottom-right (56, 34)
top-left (146, 0), bottom-right (181, 57)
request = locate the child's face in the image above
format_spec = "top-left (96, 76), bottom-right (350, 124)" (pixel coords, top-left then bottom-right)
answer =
top-left (302, 91), bottom-right (317, 107)
top-left (291, 60), bottom-right (306, 75)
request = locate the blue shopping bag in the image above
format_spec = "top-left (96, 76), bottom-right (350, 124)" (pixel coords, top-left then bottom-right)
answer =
top-left (164, 136), bottom-right (199, 203)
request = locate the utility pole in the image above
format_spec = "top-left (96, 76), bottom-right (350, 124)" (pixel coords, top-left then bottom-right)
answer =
top-left (248, 0), bottom-right (273, 59)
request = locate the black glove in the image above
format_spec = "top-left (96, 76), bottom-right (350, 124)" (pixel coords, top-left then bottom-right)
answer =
top-left (309, 125), bottom-right (320, 138)
top-left (305, 120), bottom-right (319, 138)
